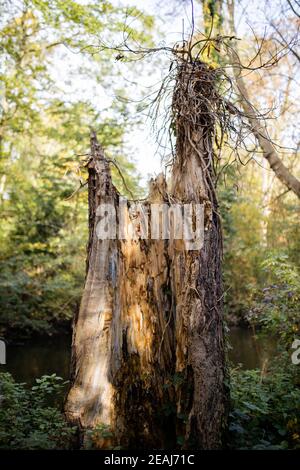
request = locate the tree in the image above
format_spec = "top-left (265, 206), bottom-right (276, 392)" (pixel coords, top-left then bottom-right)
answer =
top-left (185, 0), bottom-right (300, 198)
top-left (65, 55), bottom-right (228, 449)
top-left (226, 0), bottom-right (300, 198)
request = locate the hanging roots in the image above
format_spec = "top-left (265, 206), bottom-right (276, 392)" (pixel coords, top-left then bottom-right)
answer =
top-left (171, 58), bottom-right (227, 206)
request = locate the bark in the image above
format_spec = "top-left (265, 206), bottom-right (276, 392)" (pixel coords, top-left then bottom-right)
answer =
top-left (65, 61), bottom-right (227, 449)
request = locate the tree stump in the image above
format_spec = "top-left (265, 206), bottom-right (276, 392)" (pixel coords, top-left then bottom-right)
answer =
top-left (65, 60), bottom-right (228, 449)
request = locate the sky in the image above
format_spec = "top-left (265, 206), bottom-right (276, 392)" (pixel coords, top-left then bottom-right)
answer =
top-left (115, 0), bottom-right (191, 182)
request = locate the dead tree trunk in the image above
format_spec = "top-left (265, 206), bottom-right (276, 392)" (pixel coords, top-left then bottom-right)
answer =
top-left (65, 60), bottom-right (227, 449)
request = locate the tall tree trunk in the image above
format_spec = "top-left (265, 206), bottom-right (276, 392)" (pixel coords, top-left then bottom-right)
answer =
top-left (65, 60), bottom-right (227, 449)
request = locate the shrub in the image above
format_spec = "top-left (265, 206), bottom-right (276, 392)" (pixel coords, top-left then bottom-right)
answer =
top-left (0, 372), bottom-right (75, 449)
top-left (229, 361), bottom-right (300, 449)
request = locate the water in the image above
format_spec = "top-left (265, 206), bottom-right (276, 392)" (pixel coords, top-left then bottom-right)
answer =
top-left (0, 328), bottom-right (276, 384)
top-left (228, 327), bottom-right (276, 370)
top-left (1, 335), bottom-right (71, 384)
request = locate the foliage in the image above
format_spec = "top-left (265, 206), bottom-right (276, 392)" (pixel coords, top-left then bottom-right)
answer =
top-left (226, 235), bottom-right (300, 450)
top-left (227, 244), bottom-right (300, 450)
top-left (219, 157), bottom-right (300, 324)
top-left (0, 372), bottom-right (75, 449)
top-left (84, 423), bottom-right (117, 450)
top-left (219, 163), bottom-right (268, 320)
top-left (247, 252), bottom-right (300, 347)
top-left (0, 0), bottom-right (152, 337)
top-left (229, 360), bottom-right (300, 450)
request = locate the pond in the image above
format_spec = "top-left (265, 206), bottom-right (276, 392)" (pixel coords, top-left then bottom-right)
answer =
top-left (1, 334), bottom-right (72, 385)
top-left (228, 326), bottom-right (276, 370)
top-left (1, 327), bottom-right (276, 384)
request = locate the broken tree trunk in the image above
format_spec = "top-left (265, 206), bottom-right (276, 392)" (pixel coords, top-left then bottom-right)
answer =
top-left (65, 60), bottom-right (227, 449)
